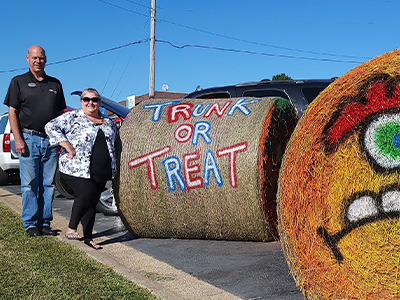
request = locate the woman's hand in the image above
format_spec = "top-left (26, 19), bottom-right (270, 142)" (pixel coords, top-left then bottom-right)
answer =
top-left (59, 141), bottom-right (76, 159)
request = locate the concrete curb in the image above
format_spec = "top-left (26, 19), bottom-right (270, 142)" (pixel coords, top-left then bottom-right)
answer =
top-left (0, 187), bottom-right (242, 300)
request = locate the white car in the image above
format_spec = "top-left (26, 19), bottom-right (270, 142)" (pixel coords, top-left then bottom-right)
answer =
top-left (0, 113), bottom-right (19, 185)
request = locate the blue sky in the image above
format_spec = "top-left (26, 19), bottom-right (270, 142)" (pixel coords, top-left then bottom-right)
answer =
top-left (0, 0), bottom-right (398, 115)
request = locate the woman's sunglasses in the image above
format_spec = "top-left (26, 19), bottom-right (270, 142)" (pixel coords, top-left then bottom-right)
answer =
top-left (81, 97), bottom-right (100, 103)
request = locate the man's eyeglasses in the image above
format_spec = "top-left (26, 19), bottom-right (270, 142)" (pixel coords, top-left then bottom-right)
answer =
top-left (81, 97), bottom-right (100, 103)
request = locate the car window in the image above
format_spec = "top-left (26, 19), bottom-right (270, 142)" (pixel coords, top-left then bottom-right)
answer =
top-left (301, 87), bottom-right (325, 103)
top-left (0, 116), bottom-right (8, 134)
top-left (193, 92), bottom-right (231, 99)
top-left (242, 89), bottom-right (289, 100)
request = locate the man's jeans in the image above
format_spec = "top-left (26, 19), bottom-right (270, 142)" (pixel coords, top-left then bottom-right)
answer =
top-left (19, 133), bottom-right (59, 230)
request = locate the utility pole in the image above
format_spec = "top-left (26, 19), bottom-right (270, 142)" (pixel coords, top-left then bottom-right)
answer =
top-left (149, 0), bottom-right (156, 99)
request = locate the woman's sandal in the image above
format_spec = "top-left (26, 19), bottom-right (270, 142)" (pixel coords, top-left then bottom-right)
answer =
top-left (65, 231), bottom-right (82, 240)
top-left (84, 239), bottom-right (103, 250)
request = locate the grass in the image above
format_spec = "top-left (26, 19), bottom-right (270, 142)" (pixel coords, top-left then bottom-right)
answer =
top-left (0, 202), bottom-right (159, 300)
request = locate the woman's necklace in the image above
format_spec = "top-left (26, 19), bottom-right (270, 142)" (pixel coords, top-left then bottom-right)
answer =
top-left (87, 114), bottom-right (105, 124)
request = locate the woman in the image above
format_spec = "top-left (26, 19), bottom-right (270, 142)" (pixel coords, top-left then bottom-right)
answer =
top-left (45, 88), bottom-right (117, 250)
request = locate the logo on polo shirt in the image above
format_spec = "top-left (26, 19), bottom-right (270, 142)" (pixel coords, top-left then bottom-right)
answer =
top-left (49, 89), bottom-right (58, 94)
top-left (28, 83), bottom-right (36, 88)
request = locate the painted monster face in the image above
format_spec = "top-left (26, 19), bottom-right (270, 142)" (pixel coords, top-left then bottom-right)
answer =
top-left (277, 50), bottom-right (400, 300)
top-left (318, 77), bottom-right (400, 263)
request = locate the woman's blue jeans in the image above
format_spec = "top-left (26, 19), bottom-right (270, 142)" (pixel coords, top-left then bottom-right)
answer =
top-left (18, 133), bottom-right (59, 230)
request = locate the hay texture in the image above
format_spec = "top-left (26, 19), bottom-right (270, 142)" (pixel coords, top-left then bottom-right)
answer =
top-left (277, 49), bottom-right (400, 299)
top-left (116, 97), bottom-right (297, 241)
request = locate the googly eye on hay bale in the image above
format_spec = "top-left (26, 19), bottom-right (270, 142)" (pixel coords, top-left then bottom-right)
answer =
top-left (277, 49), bottom-right (400, 299)
top-left (115, 97), bottom-right (298, 241)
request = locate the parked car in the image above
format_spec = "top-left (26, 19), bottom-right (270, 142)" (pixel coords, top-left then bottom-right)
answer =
top-left (184, 78), bottom-right (336, 117)
top-left (0, 113), bottom-right (20, 185)
top-left (54, 92), bottom-right (130, 215)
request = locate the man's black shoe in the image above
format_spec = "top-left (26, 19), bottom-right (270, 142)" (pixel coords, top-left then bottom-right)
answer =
top-left (41, 226), bottom-right (56, 236)
top-left (26, 227), bottom-right (42, 237)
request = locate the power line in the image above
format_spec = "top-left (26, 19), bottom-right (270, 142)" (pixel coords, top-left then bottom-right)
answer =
top-left (0, 38), bottom-right (365, 75)
top-left (114, 11), bottom-right (151, 99)
top-left (156, 39), bottom-right (365, 64)
top-left (121, 0), bottom-right (150, 10)
top-left (47, 39), bottom-right (149, 66)
top-left (0, 39), bottom-right (150, 74)
top-left (103, 0), bottom-right (146, 97)
top-left (97, 0), bottom-right (148, 17)
top-left (155, 19), bottom-right (370, 60)
top-left (97, 0), bottom-right (371, 60)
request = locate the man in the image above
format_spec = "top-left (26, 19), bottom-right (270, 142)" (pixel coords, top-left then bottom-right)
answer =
top-left (4, 45), bottom-right (66, 237)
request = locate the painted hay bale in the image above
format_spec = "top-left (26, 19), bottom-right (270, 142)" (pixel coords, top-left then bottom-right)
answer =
top-left (116, 97), bottom-right (298, 241)
top-left (277, 49), bottom-right (400, 299)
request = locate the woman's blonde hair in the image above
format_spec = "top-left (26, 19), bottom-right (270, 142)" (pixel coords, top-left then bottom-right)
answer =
top-left (81, 88), bottom-right (101, 102)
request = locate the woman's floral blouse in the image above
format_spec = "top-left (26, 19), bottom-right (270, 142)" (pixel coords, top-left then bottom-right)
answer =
top-left (45, 109), bottom-right (117, 179)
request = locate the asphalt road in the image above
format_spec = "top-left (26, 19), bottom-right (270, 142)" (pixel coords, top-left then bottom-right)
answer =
top-left (3, 184), bottom-right (304, 300)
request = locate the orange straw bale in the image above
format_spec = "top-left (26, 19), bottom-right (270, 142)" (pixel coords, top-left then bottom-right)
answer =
top-left (278, 49), bottom-right (400, 299)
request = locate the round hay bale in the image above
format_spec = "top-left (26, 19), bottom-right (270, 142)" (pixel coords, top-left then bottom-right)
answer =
top-left (116, 97), bottom-right (298, 241)
top-left (277, 49), bottom-right (400, 299)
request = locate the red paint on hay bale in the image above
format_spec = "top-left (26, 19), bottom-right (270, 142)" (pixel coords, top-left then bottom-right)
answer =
top-left (278, 49), bottom-right (400, 299)
top-left (116, 97), bottom-right (298, 241)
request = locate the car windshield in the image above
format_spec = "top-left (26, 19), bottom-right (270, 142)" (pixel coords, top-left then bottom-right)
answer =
top-left (301, 87), bottom-right (325, 103)
top-left (242, 89), bottom-right (289, 99)
top-left (0, 116), bottom-right (8, 134)
top-left (189, 92), bottom-right (231, 99)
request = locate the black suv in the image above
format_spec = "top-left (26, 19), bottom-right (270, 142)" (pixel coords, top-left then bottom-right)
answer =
top-left (184, 78), bottom-right (335, 117)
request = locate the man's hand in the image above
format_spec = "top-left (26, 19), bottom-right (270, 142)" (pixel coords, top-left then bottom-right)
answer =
top-left (14, 137), bottom-right (27, 155)
top-left (8, 107), bottom-right (27, 155)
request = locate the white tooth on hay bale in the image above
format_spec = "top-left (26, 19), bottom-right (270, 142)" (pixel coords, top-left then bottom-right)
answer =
top-left (277, 49), bottom-right (400, 299)
top-left (115, 97), bottom-right (298, 241)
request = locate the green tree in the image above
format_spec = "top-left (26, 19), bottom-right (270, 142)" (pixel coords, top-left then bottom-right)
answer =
top-left (272, 73), bottom-right (292, 81)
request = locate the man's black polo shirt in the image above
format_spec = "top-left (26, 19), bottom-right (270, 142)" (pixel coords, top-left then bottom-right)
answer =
top-left (4, 71), bottom-right (66, 132)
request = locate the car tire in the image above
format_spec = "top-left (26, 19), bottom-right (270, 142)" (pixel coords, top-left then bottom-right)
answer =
top-left (55, 169), bottom-right (118, 215)
top-left (0, 168), bottom-right (9, 185)
top-left (55, 169), bottom-right (75, 199)
top-left (96, 181), bottom-right (118, 216)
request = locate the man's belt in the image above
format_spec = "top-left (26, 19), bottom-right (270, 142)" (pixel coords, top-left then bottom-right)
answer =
top-left (22, 128), bottom-right (47, 138)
